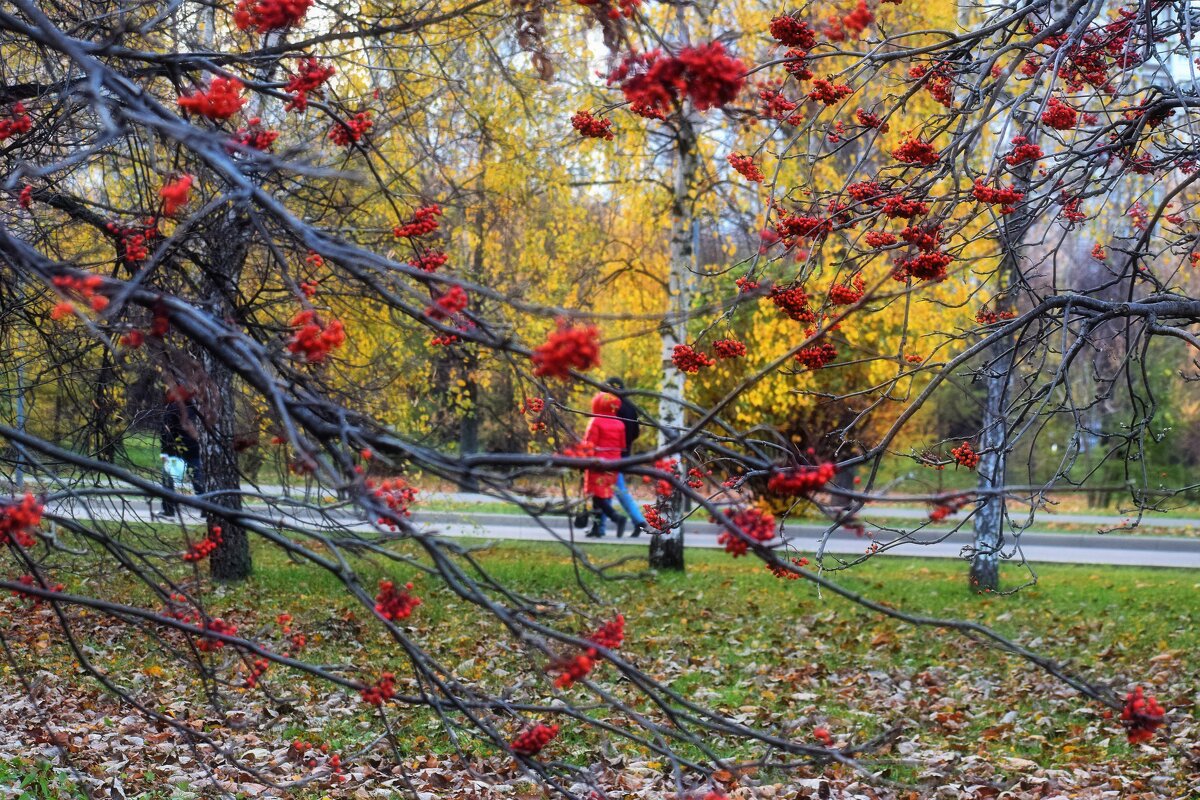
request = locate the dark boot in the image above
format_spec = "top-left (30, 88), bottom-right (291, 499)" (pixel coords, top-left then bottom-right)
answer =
top-left (630, 523), bottom-right (645, 538)
top-left (586, 515), bottom-right (604, 538)
top-left (614, 515), bottom-right (627, 538)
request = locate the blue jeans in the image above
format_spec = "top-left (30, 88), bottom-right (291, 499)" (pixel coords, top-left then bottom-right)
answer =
top-left (613, 473), bottom-right (646, 527)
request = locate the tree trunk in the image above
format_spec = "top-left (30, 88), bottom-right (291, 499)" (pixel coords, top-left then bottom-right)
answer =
top-left (969, 346), bottom-right (1010, 592)
top-left (457, 365), bottom-right (480, 492)
top-left (969, 118), bottom-right (1036, 593)
top-left (204, 355), bottom-right (249, 582)
top-left (650, 109), bottom-right (699, 571)
top-left (200, 211), bottom-right (252, 582)
top-left (648, 530), bottom-right (684, 571)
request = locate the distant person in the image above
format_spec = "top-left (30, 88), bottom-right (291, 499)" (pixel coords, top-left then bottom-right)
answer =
top-left (583, 392), bottom-right (627, 538)
top-left (161, 396), bottom-right (204, 515)
top-left (607, 377), bottom-right (648, 537)
top-left (159, 452), bottom-right (187, 516)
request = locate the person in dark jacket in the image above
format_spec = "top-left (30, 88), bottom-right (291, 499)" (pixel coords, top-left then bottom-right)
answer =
top-left (607, 377), bottom-right (648, 536)
top-left (161, 396), bottom-right (205, 511)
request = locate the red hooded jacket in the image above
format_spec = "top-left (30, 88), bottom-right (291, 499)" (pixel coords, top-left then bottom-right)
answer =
top-left (583, 392), bottom-right (626, 499)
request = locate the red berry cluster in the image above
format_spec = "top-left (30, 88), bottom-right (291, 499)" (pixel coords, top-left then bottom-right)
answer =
top-left (519, 397), bottom-right (545, 415)
top-left (360, 672), bottom-right (396, 706)
top-left (0, 102), bottom-right (32, 141)
top-left (426, 285), bottom-right (468, 321)
top-left (178, 77), bottom-right (246, 120)
top-left (975, 306), bottom-right (1016, 324)
top-left (769, 16), bottom-right (817, 48)
top-left (245, 658), bottom-right (269, 688)
top-left (671, 344), bottom-right (715, 374)
top-left (642, 505), bottom-right (668, 531)
top-left (807, 78), bottom-right (853, 106)
top-left (299, 279), bottom-right (319, 298)
top-left (841, 0), bottom-right (874, 37)
top-left (909, 63), bottom-right (953, 107)
top-left (394, 204), bottom-right (442, 238)
top-left (971, 179), bottom-right (1025, 214)
top-left (1059, 194), bottom-right (1086, 223)
top-left (829, 274), bottom-right (865, 305)
top-left (234, 0), bottom-right (313, 32)
top-left (571, 110), bottom-right (614, 140)
top-left (329, 112), bottom-right (372, 146)
top-left (1004, 136), bottom-right (1042, 167)
top-left (686, 466), bottom-right (711, 488)
top-left (511, 723), bottom-right (559, 756)
top-left (813, 726), bottom-right (834, 746)
top-left (197, 618), bottom-right (237, 652)
top-left (50, 274), bottom-right (109, 318)
top-left (368, 478), bottom-right (417, 527)
top-left (231, 117), bottom-right (279, 151)
top-left (532, 320), bottom-right (601, 379)
top-left (727, 152), bottom-right (764, 183)
top-left (374, 579), bottom-right (421, 621)
top-left (607, 42), bottom-right (745, 118)
top-left (12, 574), bottom-right (64, 606)
top-left (769, 284), bottom-right (815, 323)
top-left (892, 138), bottom-right (940, 165)
top-left (1121, 686), bottom-right (1165, 744)
top-left (641, 457), bottom-right (677, 497)
top-left (893, 225), bottom-right (951, 282)
top-left (795, 341), bottom-right (837, 369)
top-left (951, 441), bottom-right (979, 469)
top-left (1041, 96), bottom-right (1077, 130)
top-left (767, 556), bottom-right (810, 579)
top-left (409, 249), bottom-right (448, 272)
top-left (757, 81), bottom-right (802, 123)
top-left (928, 497), bottom-right (968, 522)
top-left (276, 613), bottom-right (307, 653)
top-left (17, 185), bottom-right (32, 208)
top-left (881, 195), bottom-right (929, 218)
top-left (776, 212), bottom-right (832, 243)
top-left (287, 310), bottom-right (347, 363)
top-left (106, 218), bottom-right (158, 263)
top-left (855, 108), bottom-right (888, 131)
top-left (551, 652), bottom-right (594, 688)
top-left (588, 614), bottom-right (625, 650)
top-left (782, 49), bottom-right (814, 81)
top-left (717, 507), bottom-right (775, 557)
top-left (767, 463), bottom-right (836, 495)
top-left (285, 58), bottom-right (336, 112)
top-left (712, 339), bottom-right (746, 359)
top-left (159, 175), bottom-right (194, 216)
top-left (864, 230), bottom-right (897, 247)
top-left (183, 525), bottom-right (223, 562)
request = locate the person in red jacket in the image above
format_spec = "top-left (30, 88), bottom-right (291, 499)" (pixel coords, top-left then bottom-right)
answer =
top-left (583, 391), bottom-right (628, 538)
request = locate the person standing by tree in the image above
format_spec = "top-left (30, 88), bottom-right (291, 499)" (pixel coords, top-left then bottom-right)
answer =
top-left (607, 377), bottom-right (648, 537)
top-left (583, 392), bottom-right (627, 538)
top-left (161, 395), bottom-right (204, 510)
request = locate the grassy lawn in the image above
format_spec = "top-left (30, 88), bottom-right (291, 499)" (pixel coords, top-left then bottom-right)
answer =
top-left (2, 528), bottom-right (1196, 796)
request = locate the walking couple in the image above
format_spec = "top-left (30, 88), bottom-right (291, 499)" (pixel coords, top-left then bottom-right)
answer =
top-left (581, 377), bottom-right (648, 539)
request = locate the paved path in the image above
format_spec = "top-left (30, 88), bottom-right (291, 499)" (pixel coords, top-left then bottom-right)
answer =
top-left (39, 495), bottom-right (1200, 569)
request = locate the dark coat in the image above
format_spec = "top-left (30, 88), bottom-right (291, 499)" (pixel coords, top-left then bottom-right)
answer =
top-left (614, 396), bottom-right (641, 457)
top-left (161, 401), bottom-right (201, 463)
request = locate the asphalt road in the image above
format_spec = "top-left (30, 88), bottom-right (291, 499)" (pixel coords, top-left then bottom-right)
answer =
top-left (39, 496), bottom-right (1200, 568)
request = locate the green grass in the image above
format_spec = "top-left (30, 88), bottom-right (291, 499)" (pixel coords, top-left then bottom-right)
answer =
top-left (7, 528), bottom-right (1197, 795)
top-left (0, 759), bottom-right (87, 799)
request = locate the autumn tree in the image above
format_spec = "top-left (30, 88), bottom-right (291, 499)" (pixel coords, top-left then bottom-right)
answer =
top-left (0, 0), bottom-right (1195, 793)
